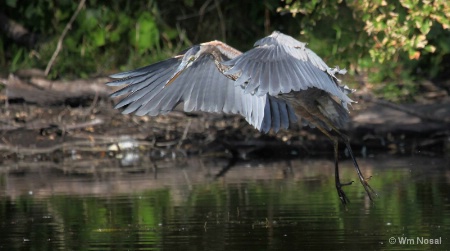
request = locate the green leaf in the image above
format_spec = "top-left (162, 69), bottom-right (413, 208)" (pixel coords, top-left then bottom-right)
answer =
top-left (92, 30), bottom-right (106, 47)
top-left (419, 20), bottom-right (431, 35)
top-left (130, 12), bottom-right (160, 54)
top-left (423, 45), bottom-right (436, 53)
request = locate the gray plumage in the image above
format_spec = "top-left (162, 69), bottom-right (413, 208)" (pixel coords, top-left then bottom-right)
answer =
top-left (108, 31), bottom-right (350, 133)
top-left (107, 43), bottom-right (298, 133)
top-left (224, 31), bottom-right (351, 109)
top-left (107, 31), bottom-right (376, 205)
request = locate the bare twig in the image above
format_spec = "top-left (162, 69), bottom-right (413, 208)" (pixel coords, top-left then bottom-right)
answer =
top-left (264, 4), bottom-right (271, 35)
top-left (44, 0), bottom-right (86, 76)
top-left (177, 118), bottom-right (192, 149)
top-left (84, 90), bottom-right (99, 116)
top-left (214, 0), bottom-right (226, 41)
top-left (193, 0), bottom-right (213, 42)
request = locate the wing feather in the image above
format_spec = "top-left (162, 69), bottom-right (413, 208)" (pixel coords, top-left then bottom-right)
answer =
top-left (269, 98), bottom-right (281, 132)
top-left (260, 99), bottom-right (272, 133)
top-left (224, 31), bottom-right (353, 108)
top-left (108, 46), bottom-right (297, 132)
top-left (268, 62), bottom-right (282, 95)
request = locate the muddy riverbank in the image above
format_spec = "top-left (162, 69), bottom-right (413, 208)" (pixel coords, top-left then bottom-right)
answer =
top-left (1, 74), bottom-right (449, 171)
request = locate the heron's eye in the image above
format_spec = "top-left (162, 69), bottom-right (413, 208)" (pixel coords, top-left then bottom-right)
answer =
top-left (189, 56), bottom-right (196, 61)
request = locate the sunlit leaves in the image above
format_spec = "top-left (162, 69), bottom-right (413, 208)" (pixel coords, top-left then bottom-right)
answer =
top-left (279, 0), bottom-right (450, 64)
top-left (350, 0), bottom-right (450, 63)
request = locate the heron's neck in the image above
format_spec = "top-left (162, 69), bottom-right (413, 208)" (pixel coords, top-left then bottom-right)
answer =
top-left (201, 40), bottom-right (242, 60)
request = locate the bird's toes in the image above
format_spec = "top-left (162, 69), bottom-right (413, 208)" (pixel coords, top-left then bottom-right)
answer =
top-left (361, 179), bottom-right (378, 201)
top-left (341, 180), bottom-right (354, 187)
top-left (337, 188), bottom-right (351, 205)
top-left (335, 182), bottom-right (351, 205)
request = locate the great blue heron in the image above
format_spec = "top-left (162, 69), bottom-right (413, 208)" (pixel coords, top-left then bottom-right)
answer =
top-left (107, 31), bottom-right (376, 205)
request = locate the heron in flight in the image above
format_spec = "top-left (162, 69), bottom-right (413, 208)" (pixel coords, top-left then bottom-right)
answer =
top-left (107, 31), bottom-right (376, 205)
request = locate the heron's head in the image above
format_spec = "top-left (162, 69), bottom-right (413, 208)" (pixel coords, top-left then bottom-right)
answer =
top-left (165, 46), bottom-right (201, 87)
top-left (181, 45), bottom-right (201, 65)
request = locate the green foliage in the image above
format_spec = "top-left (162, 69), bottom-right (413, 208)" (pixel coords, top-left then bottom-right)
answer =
top-left (279, 0), bottom-right (449, 64)
top-left (130, 12), bottom-right (160, 54)
top-left (0, 0), bottom-right (449, 101)
top-left (279, 0), bottom-right (450, 100)
top-left (0, 0), bottom-right (191, 79)
top-left (349, 0), bottom-right (449, 63)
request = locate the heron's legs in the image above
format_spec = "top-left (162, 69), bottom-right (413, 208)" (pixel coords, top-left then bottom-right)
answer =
top-left (332, 136), bottom-right (354, 205)
top-left (342, 140), bottom-right (377, 201)
top-left (290, 94), bottom-right (376, 204)
top-left (312, 110), bottom-right (377, 202)
top-left (317, 127), bottom-right (353, 205)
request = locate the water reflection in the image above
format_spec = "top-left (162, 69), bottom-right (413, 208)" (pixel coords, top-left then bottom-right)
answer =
top-left (0, 156), bottom-right (449, 250)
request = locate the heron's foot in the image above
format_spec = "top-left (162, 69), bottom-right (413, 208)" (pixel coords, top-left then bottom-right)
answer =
top-left (359, 177), bottom-right (378, 202)
top-left (336, 180), bottom-right (354, 205)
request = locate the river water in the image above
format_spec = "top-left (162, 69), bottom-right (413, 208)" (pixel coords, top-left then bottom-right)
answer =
top-left (0, 155), bottom-right (449, 250)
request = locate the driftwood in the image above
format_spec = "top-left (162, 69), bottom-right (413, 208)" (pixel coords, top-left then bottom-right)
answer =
top-left (0, 73), bottom-right (449, 160)
top-left (1, 74), bottom-right (112, 105)
top-left (362, 95), bottom-right (450, 124)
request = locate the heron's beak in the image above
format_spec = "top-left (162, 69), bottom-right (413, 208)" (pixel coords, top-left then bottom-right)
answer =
top-left (165, 70), bottom-right (182, 87)
top-left (165, 61), bottom-right (189, 87)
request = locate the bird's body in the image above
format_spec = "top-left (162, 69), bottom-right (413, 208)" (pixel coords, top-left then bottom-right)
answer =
top-left (108, 31), bottom-right (376, 205)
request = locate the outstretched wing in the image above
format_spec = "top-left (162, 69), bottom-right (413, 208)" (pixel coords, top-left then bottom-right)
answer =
top-left (107, 46), bottom-right (297, 132)
top-left (223, 31), bottom-right (353, 109)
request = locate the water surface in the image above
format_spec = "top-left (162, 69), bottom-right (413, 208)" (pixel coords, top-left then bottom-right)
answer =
top-left (1, 155), bottom-right (449, 250)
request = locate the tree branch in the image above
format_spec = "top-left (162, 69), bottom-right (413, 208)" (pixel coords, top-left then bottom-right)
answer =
top-left (45, 0), bottom-right (87, 76)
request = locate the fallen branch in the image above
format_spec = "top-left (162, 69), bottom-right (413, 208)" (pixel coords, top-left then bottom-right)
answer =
top-left (2, 74), bottom-right (111, 104)
top-left (362, 95), bottom-right (450, 124)
top-left (0, 135), bottom-right (154, 155)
